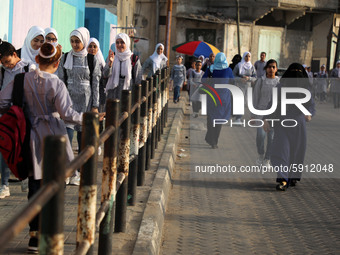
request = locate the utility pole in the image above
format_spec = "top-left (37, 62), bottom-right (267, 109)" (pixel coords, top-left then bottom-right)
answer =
top-left (164, 0), bottom-right (173, 64)
top-left (236, 0), bottom-right (241, 55)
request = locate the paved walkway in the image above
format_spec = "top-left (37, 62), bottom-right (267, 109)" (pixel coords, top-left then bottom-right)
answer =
top-left (160, 101), bottom-right (340, 254)
top-left (0, 104), bottom-right (180, 255)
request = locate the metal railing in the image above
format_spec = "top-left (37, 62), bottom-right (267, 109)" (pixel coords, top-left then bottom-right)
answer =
top-left (0, 67), bottom-right (170, 255)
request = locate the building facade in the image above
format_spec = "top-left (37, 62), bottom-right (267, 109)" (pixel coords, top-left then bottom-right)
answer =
top-left (136, 0), bottom-right (340, 71)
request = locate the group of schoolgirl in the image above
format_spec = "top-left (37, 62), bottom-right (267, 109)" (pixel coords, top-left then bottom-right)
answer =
top-left (0, 24), bottom-right (146, 253)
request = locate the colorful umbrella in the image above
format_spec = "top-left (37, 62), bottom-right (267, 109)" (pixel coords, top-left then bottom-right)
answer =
top-left (172, 41), bottom-right (220, 58)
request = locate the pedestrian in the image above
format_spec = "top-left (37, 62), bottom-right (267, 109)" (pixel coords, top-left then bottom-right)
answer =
top-left (44, 28), bottom-right (58, 44)
top-left (87, 38), bottom-right (112, 145)
top-left (254, 51), bottom-right (266, 78)
top-left (263, 63), bottom-right (315, 191)
top-left (198, 55), bottom-right (207, 67)
top-left (87, 37), bottom-right (108, 110)
top-left (189, 59), bottom-right (205, 117)
top-left (204, 52), bottom-right (233, 149)
top-left (105, 33), bottom-right (142, 100)
top-left (228, 54), bottom-right (242, 71)
top-left (142, 43), bottom-right (168, 78)
top-left (44, 28), bottom-right (60, 76)
top-left (170, 55), bottom-right (187, 103)
top-left (0, 42), bottom-right (104, 253)
top-left (251, 59), bottom-right (280, 168)
top-left (0, 39), bottom-right (32, 198)
top-left (329, 60), bottom-right (340, 108)
top-left (233, 51), bottom-right (256, 124)
top-left (58, 27), bottom-right (101, 185)
top-left (20, 26), bottom-right (45, 69)
top-left (316, 64), bottom-right (328, 103)
top-left (202, 52), bottom-right (215, 72)
top-left (186, 60), bottom-right (195, 99)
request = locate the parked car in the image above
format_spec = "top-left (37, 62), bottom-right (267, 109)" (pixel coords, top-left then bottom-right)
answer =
top-left (276, 68), bottom-right (287, 78)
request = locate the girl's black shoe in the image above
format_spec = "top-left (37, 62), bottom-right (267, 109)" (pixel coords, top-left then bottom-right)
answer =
top-left (290, 179), bottom-right (297, 187)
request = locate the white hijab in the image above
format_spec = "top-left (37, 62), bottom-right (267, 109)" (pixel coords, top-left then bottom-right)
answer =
top-left (88, 38), bottom-right (106, 68)
top-left (21, 26), bottom-right (45, 66)
top-left (238, 51), bottom-right (253, 75)
top-left (150, 43), bottom-right (167, 73)
top-left (44, 27), bottom-right (58, 42)
top-left (64, 27), bottom-right (90, 70)
top-left (106, 33), bottom-right (132, 91)
top-left (320, 64), bottom-right (326, 75)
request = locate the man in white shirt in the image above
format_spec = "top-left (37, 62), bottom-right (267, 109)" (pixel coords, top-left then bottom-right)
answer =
top-left (254, 52), bottom-right (266, 78)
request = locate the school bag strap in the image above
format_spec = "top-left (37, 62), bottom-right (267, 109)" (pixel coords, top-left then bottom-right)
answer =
top-left (87, 53), bottom-right (94, 87)
top-left (0, 67), bottom-right (4, 89)
top-left (63, 52), bottom-right (69, 87)
top-left (12, 73), bottom-right (26, 107)
top-left (131, 53), bottom-right (138, 68)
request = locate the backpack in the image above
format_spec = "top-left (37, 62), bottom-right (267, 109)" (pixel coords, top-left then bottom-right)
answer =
top-left (131, 54), bottom-right (138, 70)
top-left (0, 73), bottom-right (32, 180)
top-left (63, 52), bottom-right (94, 87)
top-left (1, 64), bottom-right (29, 90)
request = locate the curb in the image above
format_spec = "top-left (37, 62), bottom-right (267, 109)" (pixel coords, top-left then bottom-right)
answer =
top-left (132, 105), bottom-right (184, 255)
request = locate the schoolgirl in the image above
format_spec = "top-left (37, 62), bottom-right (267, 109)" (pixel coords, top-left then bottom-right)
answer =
top-left (142, 43), bottom-right (168, 78)
top-left (57, 27), bottom-right (101, 185)
top-left (170, 55), bottom-right (187, 103)
top-left (87, 38), bottom-right (109, 111)
top-left (233, 51), bottom-right (256, 123)
top-left (0, 42), bottom-right (87, 253)
top-left (204, 52), bottom-right (234, 148)
top-left (20, 26), bottom-right (45, 69)
top-left (105, 33), bottom-right (142, 100)
top-left (190, 59), bottom-right (204, 117)
top-left (0, 40), bottom-right (31, 198)
top-left (329, 60), bottom-right (340, 108)
top-left (251, 59), bottom-right (280, 168)
top-left (44, 28), bottom-right (58, 44)
top-left (316, 64), bottom-right (328, 103)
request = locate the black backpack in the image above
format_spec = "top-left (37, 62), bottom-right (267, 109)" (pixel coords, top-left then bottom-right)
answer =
top-left (63, 52), bottom-right (94, 87)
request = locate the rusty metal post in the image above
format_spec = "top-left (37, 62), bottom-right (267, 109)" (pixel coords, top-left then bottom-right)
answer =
top-left (146, 77), bottom-right (153, 170)
top-left (160, 68), bottom-right (165, 134)
top-left (115, 90), bottom-right (131, 232)
top-left (157, 71), bottom-right (162, 142)
top-left (138, 80), bottom-right (148, 186)
top-left (151, 73), bottom-right (158, 154)
top-left (39, 136), bottom-right (66, 255)
top-left (165, 67), bottom-right (169, 124)
top-left (76, 113), bottom-right (99, 255)
top-left (98, 99), bottom-right (120, 254)
top-left (128, 84), bottom-right (141, 206)
top-left (162, 68), bottom-right (167, 128)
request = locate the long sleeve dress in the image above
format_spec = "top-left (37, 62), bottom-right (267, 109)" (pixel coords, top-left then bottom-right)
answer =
top-left (57, 54), bottom-right (101, 131)
top-left (142, 57), bottom-right (167, 78)
top-left (0, 70), bottom-right (83, 180)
